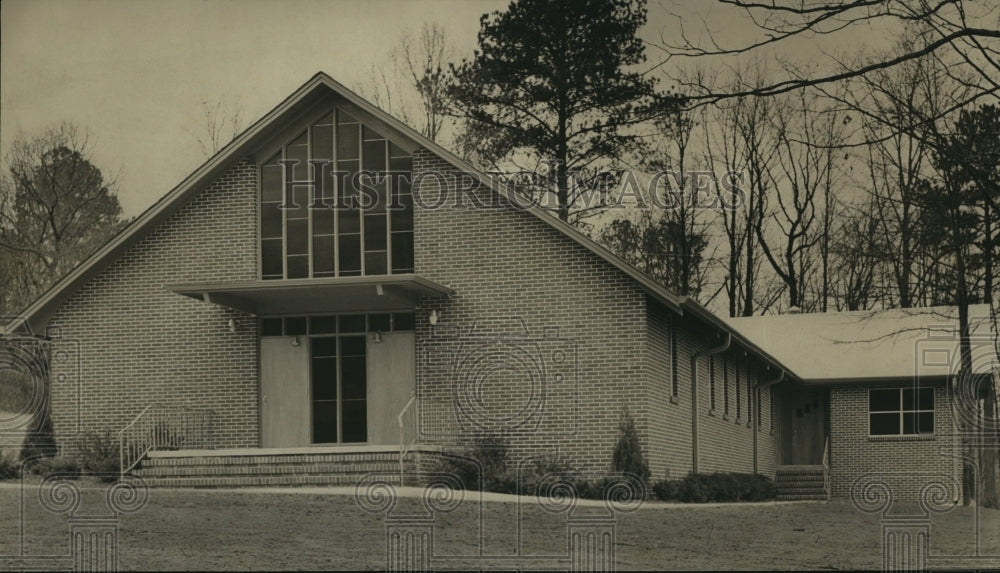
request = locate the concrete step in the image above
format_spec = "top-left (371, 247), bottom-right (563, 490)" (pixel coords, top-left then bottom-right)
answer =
top-left (135, 461), bottom-right (413, 478)
top-left (776, 485), bottom-right (827, 495)
top-left (142, 452), bottom-right (401, 468)
top-left (139, 472), bottom-right (405, 489)
top-left (777, 493), bottom-right (828, 501)
top-left (774, 476), bottom-right (826, 486)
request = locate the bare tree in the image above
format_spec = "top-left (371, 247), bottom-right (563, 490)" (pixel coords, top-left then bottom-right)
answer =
top-left (654, 0), bottom-right (999, 121)
top-left (360, 22), bottom-right (456, 144)
top-left (185, 98), bottom-right (244, 157)
top-left (0, 123), bottom-right (124, 315)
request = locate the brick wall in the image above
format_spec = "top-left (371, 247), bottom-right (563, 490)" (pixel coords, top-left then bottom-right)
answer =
top-left (829, 385), bottom-right (961, 502)
top-left (48, 161), bottom-right (261, 456)
top-left (409, 148), bottom-right (649, 477)
top-left (645, 302), bottom-right (779, 479)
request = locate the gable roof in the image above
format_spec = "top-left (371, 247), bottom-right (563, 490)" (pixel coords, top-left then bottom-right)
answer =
top-left (723, 305), bottom-right (998, 384)
top-left (2, 72), bottom-right (688, 337)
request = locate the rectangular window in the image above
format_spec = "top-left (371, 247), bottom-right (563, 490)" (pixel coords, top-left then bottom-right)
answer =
top-left (735, 360), bottom-right (742, 421)
top-left (723, 355), bottom-right (729, 417)
top-left (756, 386), bottom-right (762, 428)
top-left (670, 323), bottom-right (679, 398)
top-left (869, 387), bottom-right (934, 435)
top-left (709, 355), bottom-right (716, 412)
top-left (747, 373), bottom-right (753, 426)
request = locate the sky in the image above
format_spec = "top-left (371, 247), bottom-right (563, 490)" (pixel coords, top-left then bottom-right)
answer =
top-left (1, 0), bottom-right (896, 218)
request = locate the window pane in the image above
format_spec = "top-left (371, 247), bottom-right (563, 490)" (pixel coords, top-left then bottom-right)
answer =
top-left (312, 358), bottom-right (338, 400)
top-left (337, 109), bottom-right (358, 124)
top-left (261, 239), bottom-right (283, 278)
top-left (340, 334), bottom-right (366, 355)
top-left (338, 234), bottom-right (361, 275)
top-left (391, 232), bottom-right (414, 273)
top-left (285, 187), bottom-right (310, 220)
top-left (312, 402), bottom-right (337, 444)
top-left (287, 219), bottom-right (308, 255)
top-left (391, 196), bottom-right (413, 232)
top-left (364, 214), bottom-right (387, 251)
top-left (337, 124), bottom-right (359, 160)
top-left (340, 318), bottom-right (366, 335)
top-left (918, 411), bottom-right (934, 434)
top-left (368, 314), bottom-right (390, 332)
top-left (285, 316), bottom-right (307, 335)
top-left (363, 125), bottom-right (384, 140)
top-left (341, 357), bottom-right (367, 399)
top-left (311, 124), bottom-right (333, 161)
top-left (261, 163), bottom-right (283, 203)
top-left (261, 203), bottom-right (282, 239)
top-left (312, 337), bottom-right (338, 357)
top-left (341, 400), bottom-right (367, 443)
top-left (312, 235), bottom-right (335, 275)
top-left (365, 252), bottom-right (387, 275)
top-left (286, 255), bottom-right (308, 279)
top-left (918, 388), bottom-right (934, 410)
top-left (338, 207), bottom-right (360, 234)
top-left (338, 160), bottom-right (360, 207)
top-left (869, 389), bottom-right (900, 412)
top-left (392, 313), bottom-right (415, 331)
top-left (363, 139), bottom-right (386, 171)
top-left (870, 413), bottom-right (899, 435)
top-left (310, 316), bottom-right (337, 335)
top-left (261, 318), bottom-right (282, 337)
top-left (313, 208), bottom-right (334, 236)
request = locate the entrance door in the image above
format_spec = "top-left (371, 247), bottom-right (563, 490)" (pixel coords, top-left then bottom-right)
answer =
top-left (366, 332), bottom-right (416, 445)
top-left (260, 337), bottom-right (310, 447)
top-left (779, 387), bottom-right (827, 465)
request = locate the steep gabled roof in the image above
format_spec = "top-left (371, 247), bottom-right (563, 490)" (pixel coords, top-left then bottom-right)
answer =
top-left (2, 72), bottom-right (688, 337)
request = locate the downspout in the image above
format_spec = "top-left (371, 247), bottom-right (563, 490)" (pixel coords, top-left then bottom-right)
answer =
top-left (754, 367), bottom-right (785, 474)
top-left (691, 332), bottom-right (731, 474)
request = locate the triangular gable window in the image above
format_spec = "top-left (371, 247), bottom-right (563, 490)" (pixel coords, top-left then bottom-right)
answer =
top-left (260, 109), bottom-right (414, 280)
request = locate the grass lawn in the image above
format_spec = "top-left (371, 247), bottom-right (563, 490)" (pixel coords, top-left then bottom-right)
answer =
top-left (1, 479), bottom-right (999, 570)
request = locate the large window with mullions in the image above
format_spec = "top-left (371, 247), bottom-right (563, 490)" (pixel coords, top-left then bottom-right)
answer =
top-left (260, 109), bottom-right (414, 279)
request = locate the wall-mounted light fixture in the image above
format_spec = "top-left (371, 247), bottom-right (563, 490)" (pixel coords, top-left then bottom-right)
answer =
top-left (371, 331), bottom-right (383, 344)
top-left (290, 336), bottom-right (301, 347)
top-left (228, 318), bottom-right (236, 333)
top-left (429, 309), bottom-right (440, 326)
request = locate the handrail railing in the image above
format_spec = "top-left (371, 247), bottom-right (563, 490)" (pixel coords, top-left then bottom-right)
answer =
top-left (118, 404), bottom-right (216, 477)
top-left (822, 436), bottom-right (831, 500)
top-left (397, 392), bottom-right (418, 483)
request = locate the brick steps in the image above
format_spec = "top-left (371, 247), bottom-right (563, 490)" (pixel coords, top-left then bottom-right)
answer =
top-left (775, 465), bottom-right (827, 501)
top-left (132, 449), bottom-right (432, 488)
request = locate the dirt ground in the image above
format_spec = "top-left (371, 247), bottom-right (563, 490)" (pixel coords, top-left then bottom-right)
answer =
top-left (1, 480), bottom-right (998, 570)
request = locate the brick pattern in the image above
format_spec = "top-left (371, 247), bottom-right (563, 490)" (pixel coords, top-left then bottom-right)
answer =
top-left (645, 303), bottom-right (779, 479)
top-left (829, 385), bottom-right (960, 502)
top-left (410, 149), bottom-right (648, 476)
top-left (48, 160), bottom-right (261, 456)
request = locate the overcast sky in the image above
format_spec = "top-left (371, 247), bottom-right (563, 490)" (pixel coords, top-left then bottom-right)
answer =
top-left (1, 0), bottom-right (893, 218)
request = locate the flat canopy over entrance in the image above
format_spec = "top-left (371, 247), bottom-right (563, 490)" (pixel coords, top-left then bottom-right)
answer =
top-left (168, 274), bottom-right (454, 315)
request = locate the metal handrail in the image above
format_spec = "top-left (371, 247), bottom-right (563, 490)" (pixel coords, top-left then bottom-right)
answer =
top-left (117, 404), bottom-right (216, 477)
top-left (822, 437), bottom-right (831, 500)
top-left (397, 393), bottom-right (417, 482)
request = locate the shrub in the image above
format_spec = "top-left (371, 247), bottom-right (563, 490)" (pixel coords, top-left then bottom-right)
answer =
top-left (0, 449), bottom-right (21, 479)
top-left (27, 456), bottom-right (81, 478)
top-left (651, 472), bottom-right (776, 503)
top-left (433, 434), bottom-right (516, 493)
top-left (610, 407), bottom-right (650, 483)
top-left (78, 431), bottom-right (120, 482)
